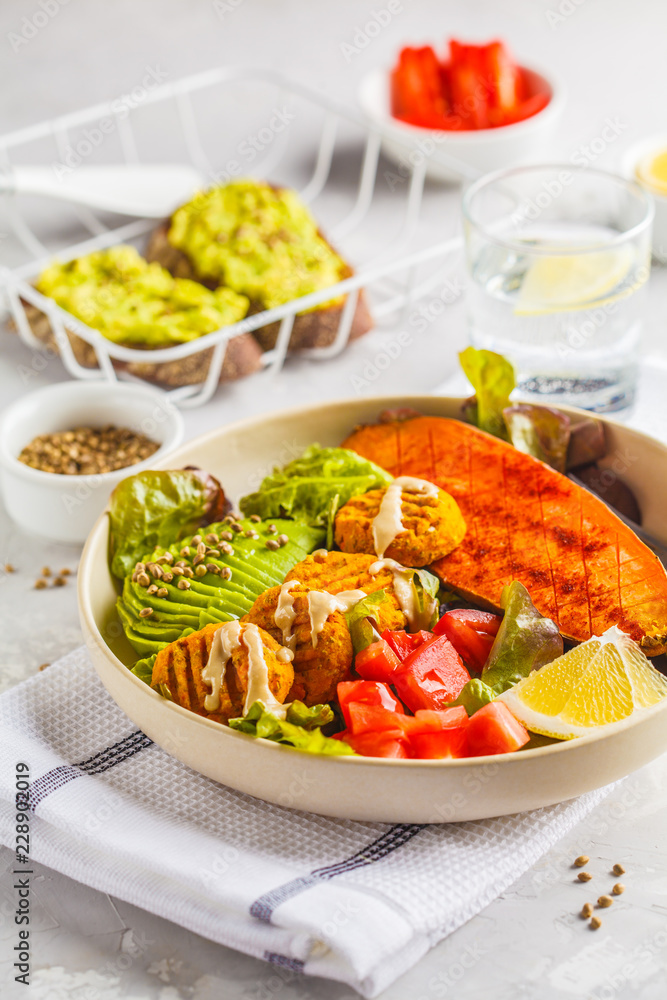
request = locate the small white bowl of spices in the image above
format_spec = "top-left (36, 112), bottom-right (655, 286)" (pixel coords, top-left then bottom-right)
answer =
top-left (0, 381), bottom-right (184, 544)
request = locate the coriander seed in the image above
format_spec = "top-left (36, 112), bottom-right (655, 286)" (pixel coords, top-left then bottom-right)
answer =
top-left (612, 883), bottom-right (625, 895)
top-left (574, 855), bottom-right (589, 868)
top-left (612, 863), bottom-right (625, 876)
top-left (597, 895), bottom-right (613, 908)
top-left (590, 916), bottom-right (602, 930)
top-left (578, 872), bottom-right (592, 882)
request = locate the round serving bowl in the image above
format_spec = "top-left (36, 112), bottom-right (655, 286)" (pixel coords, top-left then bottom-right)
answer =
top-left (358, 65), bottom-right (565, 183)
top-left (78, 396), bottom-right (667, 823)
top-left (0, 380), bottom-right (184, 544)
top-left (621, 134), bottom-right (666, 263)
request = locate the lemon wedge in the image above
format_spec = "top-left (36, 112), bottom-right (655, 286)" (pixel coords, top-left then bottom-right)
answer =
top-left (498, 626), bottom-right (667, 739)
top-left (636, 150), bottom-right (667, 197)
top-left (514, 244), bottom-right (637, 315)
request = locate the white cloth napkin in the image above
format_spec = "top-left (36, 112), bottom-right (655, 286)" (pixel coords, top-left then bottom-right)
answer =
top-left (0, 648), bottom-right (613, 997)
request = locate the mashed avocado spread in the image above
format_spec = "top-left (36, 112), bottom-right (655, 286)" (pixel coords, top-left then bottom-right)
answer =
top-left (36, 245), bottom-right (249, 347)
top-left (167, 179), bottom-right (346, 310)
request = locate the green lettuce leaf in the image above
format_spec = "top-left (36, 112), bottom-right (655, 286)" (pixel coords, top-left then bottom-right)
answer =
top-left (229, 701), bottom-right (355, 755)
top-left (108, 469), bottom-right (228, 579)
top-left (503, 404), bottom-right (571, 474)
top-left (344, 590), bottom-right (386, 653)
top-left (239, 445), bottom-right (393, 527)
top-left (459, 347), bottom-right (515, 440)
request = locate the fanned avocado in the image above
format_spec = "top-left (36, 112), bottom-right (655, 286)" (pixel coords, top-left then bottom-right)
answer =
top-left (119, 515), bottom-right (324, 674)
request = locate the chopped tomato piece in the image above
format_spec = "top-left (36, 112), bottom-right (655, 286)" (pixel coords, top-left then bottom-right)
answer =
top-left (343, 729), bottom-right (411, 759)
top-left (411, 727), bottom-right (467, 759)
top-left (391, 45), bottom-right (449, 126)
top-left (381, 629), bottom-right (432, 661)
top-left (337, 680), bottom-right (403, 729)
top-left (463, 702), bottom-right (530, 757)
top-left (354, 639), bottom-right (402, 682)
top-left (393, 634), bottom-right (470, 712)
top-left (400, 706), bottom-right (468, 734)
top-left (483, 40), bottom-right (521, 112)
top-left (347, 702), bottom-right (406, 736)
top-left (489, 90), bottom-right (550, 127)
top-left (434, 609), bottom-right (501, 635)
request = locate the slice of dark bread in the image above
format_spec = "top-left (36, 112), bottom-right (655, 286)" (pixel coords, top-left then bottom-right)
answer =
top-left (12, 300), bottom-right (263, 388)
top-left (145, 221), bottom-right (373, 352)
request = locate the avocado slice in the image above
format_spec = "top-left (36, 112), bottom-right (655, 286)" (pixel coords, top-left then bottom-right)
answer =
top-left (117, 515), bottom-right (324, 669)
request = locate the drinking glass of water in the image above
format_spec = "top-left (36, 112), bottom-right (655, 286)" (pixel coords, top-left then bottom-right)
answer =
top-left (462, 164), bottom-right (654, 411)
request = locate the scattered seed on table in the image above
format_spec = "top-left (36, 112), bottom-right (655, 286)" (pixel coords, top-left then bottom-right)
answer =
top-left (581, 903), bottom-right (593, 919)
top-left (41, 566), bottom-right (51, 577)
top-left (574, 855), bottom-right (590, 868)
top-left (139, 607), bottom-right (154, 618)
top-left (34, 578), bottom-right (47, 590)
top-left (612, 883), bottom-right (625, 895)
top-left (590, 916), bottom-right (602, 930)
top-left (59, 568), bottom-right (71, 576)
top-left (52, 576), bottom-right (66, 587)
top-left (598, 895), bottom-right (613, 908)
top-left (4, 563), bottom-right (16, 573)
top-left (578, 872), bottom-right (593, 882)
top-left (612, 863), bottom-right (626, 876)
top-left (38, 662), bottom-right (50, 671)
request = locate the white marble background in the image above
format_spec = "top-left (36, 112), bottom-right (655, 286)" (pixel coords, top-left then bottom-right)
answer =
top-left (1, 1), bottom-right (666, 997)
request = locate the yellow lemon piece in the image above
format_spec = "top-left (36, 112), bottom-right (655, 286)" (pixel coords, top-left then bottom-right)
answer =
top-left (636, 150), bottom-right (667, 197)
top-left (498, 626), bottom-right (667, 739)
top-left (514, 244), bottom-right (637, 316)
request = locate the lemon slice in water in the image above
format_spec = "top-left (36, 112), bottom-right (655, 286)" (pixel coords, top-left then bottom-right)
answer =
top-left (498, 625), bottom-right (667, 739)
top-left (514, 244), bottom-right (637, 316)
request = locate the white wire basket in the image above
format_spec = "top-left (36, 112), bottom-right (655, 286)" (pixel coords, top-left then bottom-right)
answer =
top-left (0, 66), bottom-right (464, 408)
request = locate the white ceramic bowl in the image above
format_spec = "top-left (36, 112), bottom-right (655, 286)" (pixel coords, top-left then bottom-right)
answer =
top-left (78, 395), bottom-right (667, 824)
top-left (621, 135), bottom-right (666, 262)
top-left (0, 381), bottom-right (184, 544)
top-left (359, 65), bottom-right (565, 184)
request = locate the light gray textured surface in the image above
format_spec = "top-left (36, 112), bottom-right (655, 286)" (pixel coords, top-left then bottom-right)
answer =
top-left (1, 0), bottom-right (667, 996)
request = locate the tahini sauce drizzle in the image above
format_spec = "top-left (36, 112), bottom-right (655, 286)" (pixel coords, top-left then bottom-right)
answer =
top-left (372, 476), bottom-right (439, 557)
top-left (243, 623), bottom-right (287, 717)
top-left (307, 589), bottom-right (366, 648)
top-left (274, 580), bottom-right (300, 650)
top-left (370, 558), bottom-right (437, 631)
top-left (202, 621), bottom-right (243, 712)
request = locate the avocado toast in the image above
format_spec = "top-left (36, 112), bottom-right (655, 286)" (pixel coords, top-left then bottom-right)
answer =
top-left (146, 179), bottom-right (373, 352)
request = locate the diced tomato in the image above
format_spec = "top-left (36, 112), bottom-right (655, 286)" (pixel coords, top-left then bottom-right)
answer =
top-left (489, 90), bottom-right (550, 127)
top-left (434, 609), bottom-right (501, 635)
top-left (391, 46), bottom-right (449, 127)
top-left (483, 40), bottom-right (521, 112)
top-left (463, 702), bottom-right (530, 757)
top-left (393, 634), bottom-right (470, 712)
top-left (354, 639), bottom-right (402, 682)
top-left (381, 629), bottom-right (432, 662)
top-left (434, 609), bottom-right (502, 671)
top-left (337, 680), bottom-right (404, 729)
top-left (411, 727), bottom-right (467, 759)
top-left (343, 729), bottom-right (411, 759)
top-left (347, 702), bottom-right (406, 736)
top-left (399, 706), bottom-right (468, 735)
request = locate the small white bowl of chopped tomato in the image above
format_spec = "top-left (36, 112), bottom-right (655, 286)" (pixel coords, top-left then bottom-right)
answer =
top-left (0, 380), bottom-right (184, 545)
top-left (359, 38), bottom-right (565, 183)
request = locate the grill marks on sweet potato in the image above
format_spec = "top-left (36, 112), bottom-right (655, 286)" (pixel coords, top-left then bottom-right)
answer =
top-left (342, 416), bottom-right (667, 653)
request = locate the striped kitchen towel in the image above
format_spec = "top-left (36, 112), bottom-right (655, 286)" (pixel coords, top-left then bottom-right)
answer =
top-left (0, 647), bottom-right (612, 997)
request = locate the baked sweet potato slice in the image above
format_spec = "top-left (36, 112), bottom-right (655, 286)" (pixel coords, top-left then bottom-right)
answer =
top-left (342, 416), bottom-right (667, 654)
